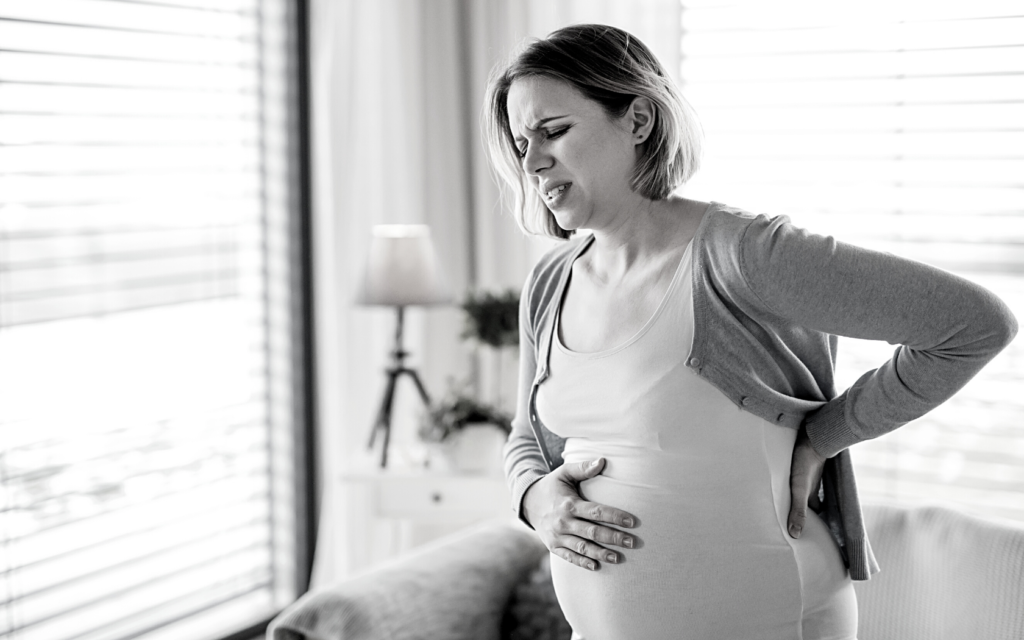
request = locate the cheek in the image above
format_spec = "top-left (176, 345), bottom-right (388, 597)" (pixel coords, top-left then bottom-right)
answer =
top-left (568, 141), bottom-right (620, 182)
top-left (587, 134), bottom-right (634, 179)
top-left (581, 151), bottom-right (634, 190)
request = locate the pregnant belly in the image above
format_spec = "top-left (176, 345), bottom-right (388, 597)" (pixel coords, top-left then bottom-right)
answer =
top-left (550, 472), bottom-right (808, 640)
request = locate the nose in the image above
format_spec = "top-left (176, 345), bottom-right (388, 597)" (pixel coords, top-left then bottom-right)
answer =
top-left (522, 142), bottom-right (552, 176)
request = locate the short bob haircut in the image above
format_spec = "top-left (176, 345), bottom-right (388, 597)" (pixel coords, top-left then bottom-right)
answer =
top-left (484, 24), bottom-right (704, 240)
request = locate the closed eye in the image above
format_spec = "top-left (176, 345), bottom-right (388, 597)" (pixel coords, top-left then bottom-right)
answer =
top-left (516, 126), bottom-right (571, 159)
top-left (547, 126), bottom-right (570, 140)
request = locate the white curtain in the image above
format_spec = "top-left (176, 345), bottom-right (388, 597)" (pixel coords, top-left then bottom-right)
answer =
top-left (308, 0), bottom-right (683, 587)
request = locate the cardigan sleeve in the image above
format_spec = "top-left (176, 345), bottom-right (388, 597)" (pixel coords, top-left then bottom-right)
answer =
top-left (502, 266), bottom-right (549, 530)
top-left (738, 215), bottom-right (1018, 459)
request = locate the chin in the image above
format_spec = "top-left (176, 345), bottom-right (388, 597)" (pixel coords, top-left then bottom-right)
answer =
top-left (550, 209), bottom-right (587, 233)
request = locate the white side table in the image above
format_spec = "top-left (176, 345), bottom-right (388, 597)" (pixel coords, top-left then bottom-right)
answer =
top-left (338, 467), bottom-right (515, 576)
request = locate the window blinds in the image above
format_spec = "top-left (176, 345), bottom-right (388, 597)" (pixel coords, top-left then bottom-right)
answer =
top-left (679, 0), bottom-right (1023, 523)
top-left (0, 1), bottom-right (308, 639)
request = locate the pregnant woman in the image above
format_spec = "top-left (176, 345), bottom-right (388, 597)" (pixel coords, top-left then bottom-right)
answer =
top-left (485, 24), bottom-right (1018, 640)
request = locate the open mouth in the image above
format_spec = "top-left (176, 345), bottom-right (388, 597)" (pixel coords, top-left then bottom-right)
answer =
top-left (544, 182), bottom-right (571, 204)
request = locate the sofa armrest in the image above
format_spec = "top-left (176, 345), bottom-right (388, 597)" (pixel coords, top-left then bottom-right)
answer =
top-left (855, 503), bottom-right (1024, 640)
top-left (268, 518), bottom-right (546, 640)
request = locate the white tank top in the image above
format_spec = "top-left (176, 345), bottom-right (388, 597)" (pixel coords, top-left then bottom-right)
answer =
top-left (536, 240), bottom-right (857, 640)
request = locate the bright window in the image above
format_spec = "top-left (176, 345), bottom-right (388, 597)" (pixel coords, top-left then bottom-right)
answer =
top-left (0, 1), bottom-right (311, 639)
top-left (680, 0), bottom-right (1024, 523)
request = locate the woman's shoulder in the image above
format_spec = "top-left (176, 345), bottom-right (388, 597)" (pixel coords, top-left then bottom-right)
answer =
top-left (521, 233), bottom-right (593, 315)
top-left (529, 234), bottom-right (592, 284)
top-left (700, 201), bottom-right (785, 232)
top-left (695, 201), bottom-right (798, 256)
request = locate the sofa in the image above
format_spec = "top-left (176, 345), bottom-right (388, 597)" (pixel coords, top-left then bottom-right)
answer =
top-left (268, 503), bottom-right (1024, 640)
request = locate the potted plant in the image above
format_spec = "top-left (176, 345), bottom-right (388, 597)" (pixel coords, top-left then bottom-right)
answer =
top-left (419, 387), bottom-right (513, 442)
top-left (419, 383), bottom-right (512, 473)
top-left (459, 288), bottom-right (519, 408)
top-left (420, 288), bottom-right (519, 472)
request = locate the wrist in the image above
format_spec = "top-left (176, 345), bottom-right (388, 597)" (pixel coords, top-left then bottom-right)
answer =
top-left (798, 422), bottom-right (828, 462)
top-left (517, 473), bottom-right (545, 529)
top-left (803, 396), bottom-right (851, 459)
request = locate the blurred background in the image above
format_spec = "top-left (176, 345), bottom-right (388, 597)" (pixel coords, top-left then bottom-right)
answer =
top-left (0, 1), bottom-right (1020, 639)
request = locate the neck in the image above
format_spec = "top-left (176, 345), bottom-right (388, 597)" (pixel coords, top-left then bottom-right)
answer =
top-left (584, 195), bottom-right (689, 283)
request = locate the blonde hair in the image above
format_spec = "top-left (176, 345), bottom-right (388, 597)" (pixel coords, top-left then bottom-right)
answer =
top-left (483, 24), bottom-right (704, 240)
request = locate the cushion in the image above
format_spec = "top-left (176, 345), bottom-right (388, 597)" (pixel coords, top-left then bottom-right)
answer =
top-left (268, 519), bottom-right (546, 640)
top-left (500, 553), bottom-right (573, 640)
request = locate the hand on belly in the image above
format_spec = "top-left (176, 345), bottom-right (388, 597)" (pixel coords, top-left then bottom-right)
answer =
top-left (522, 457), bottom-right (640, 572)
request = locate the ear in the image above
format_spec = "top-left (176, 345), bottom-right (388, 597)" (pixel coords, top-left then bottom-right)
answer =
top-left (627, 96), bottom-right (656, 144)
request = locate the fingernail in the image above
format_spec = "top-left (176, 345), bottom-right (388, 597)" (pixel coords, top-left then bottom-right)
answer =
top-left (586, 561), bottom-right (596, 570)
top-left (789, 525), bottom-right (801, 538)
top-left (622, 517), bottom-right (634, 527)
top-left (623, 537), bottom-right (633, 548)
top-left (591, 458), bottom-right (601, 467)
top-left (607, 552), bottom-right (617, 563)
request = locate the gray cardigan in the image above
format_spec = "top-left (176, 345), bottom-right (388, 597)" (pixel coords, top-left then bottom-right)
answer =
top-left (503, 201), bottom-right (1018, 581)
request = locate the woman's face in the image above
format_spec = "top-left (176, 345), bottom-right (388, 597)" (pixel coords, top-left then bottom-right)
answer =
top-left (506, 76), bottom-right (642, 232)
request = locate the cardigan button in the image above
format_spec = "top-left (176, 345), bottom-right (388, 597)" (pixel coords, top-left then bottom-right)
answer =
top-left (688, 358), bottom-right (700, 367)
top-left (741, 396), bottom-right (752, 406)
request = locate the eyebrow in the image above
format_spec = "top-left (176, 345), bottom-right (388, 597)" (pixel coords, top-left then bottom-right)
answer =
top-left (513, 115), bottom-right (569, 142)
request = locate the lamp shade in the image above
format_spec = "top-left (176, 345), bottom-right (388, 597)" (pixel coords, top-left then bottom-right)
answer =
top-left (355, 224), bottom-right (452, 306)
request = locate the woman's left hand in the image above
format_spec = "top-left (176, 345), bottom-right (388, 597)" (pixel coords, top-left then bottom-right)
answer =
top-left (788, 423), bottom-right (826, 539)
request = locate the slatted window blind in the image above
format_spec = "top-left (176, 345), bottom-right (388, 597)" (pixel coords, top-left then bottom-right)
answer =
top-left (679, 0), bottom-right (1024, 524)
top-left (0, 1), bottom-right (308, 639)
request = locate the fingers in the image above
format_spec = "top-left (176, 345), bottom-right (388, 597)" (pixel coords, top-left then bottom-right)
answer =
top-left (788, 429), bottom-right (826, 539)
top-left (788, 459), bottom-right (810, 538)
top-left (558, 457), bottom-right (638, 536)
top-left (548, 499), bottom-right (634, 569)
top-left (559, 507), bottom-right (636, 548)
top-left (564, 457), bottom-right (606, 481)
top-left (568, 499), bottom-right (637, 538)
top-left (787, 505), bottom-right (806, 539)
top-left (553, 535), bottom-right (621, 571)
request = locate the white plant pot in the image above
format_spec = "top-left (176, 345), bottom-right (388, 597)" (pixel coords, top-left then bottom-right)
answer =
top-left (426, 423), bottom-right (506, 475)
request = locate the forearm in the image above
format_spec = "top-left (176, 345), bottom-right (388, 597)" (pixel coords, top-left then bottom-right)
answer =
top-left (505, 452), bottom-right (547, 528)
top-left (503, 270), bottom-right (550, 528)
top-left (742, 215), bottom-right (1018, 457)
top-left (504, 406), bottom-right (548, 529)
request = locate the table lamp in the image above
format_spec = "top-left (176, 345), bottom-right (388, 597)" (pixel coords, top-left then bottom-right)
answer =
top-left (356, 224), bottom-right (452, 467)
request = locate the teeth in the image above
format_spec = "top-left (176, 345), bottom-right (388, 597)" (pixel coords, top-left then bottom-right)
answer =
top-left (545, 184), bottom-right (568, 199)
